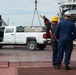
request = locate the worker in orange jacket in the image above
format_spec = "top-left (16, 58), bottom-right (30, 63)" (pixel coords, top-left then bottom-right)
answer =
top-left (51, 16), bottom-right (59, 68)
top-left (40, 15), bottom-right (51, 38)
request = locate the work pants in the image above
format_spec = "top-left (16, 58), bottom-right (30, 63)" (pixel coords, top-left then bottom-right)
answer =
top-left (52, 40), bottom-right (58, 65)
top-left (56, 40), bottom-right (73, 65)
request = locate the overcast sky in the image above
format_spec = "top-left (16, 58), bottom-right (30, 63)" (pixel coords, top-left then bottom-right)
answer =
top-left (0, 0), bottom-right (64, 26)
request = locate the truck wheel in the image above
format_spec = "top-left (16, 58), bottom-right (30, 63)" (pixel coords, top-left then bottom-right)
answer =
top-left (38, 44), bottom-right (46, 50)
top-left (27, 41), bottom-right (37, 50)
top-left (0, 45), bottom-right (3, 48)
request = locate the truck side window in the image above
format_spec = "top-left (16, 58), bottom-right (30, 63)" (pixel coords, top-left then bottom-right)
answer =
top-left (16, 27), bottom-right (24, 32)
top-left (5, 28), bottom-right (14, 33)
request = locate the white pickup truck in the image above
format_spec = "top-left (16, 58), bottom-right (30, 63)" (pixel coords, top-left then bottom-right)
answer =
top-left (0, 26), bottom-right (51, 50)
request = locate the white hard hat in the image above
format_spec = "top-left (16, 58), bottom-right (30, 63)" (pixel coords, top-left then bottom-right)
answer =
top-left (64, 11), bottom-right (71, 16)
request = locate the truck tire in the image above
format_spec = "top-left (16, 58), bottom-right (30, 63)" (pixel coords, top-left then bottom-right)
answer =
top-left (38, 44), bottom-right (46, 50)
top-left (27, 41), bottom-right (37, 50)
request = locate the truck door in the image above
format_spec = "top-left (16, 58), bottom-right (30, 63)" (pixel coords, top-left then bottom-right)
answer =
top-left (4, 27), bottom-right (15, 44)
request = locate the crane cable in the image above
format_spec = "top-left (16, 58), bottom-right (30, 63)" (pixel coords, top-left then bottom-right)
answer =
top-left (31, 0), bottom-right (42, 27)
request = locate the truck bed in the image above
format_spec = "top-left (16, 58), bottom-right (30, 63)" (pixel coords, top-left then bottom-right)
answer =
top-left (24, 26), bottom-right (46, 32)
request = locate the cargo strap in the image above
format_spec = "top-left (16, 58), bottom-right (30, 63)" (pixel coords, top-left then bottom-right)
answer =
top-left (31, 0), bottom-right (42, 27)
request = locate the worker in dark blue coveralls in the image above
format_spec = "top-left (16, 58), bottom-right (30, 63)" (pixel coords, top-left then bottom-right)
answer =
top-left (40, 15), bottom-right (51, 38)
top-left (55, 11), bottom-right (76, 70)
top-left (51, 16), bottom-right (59, 68)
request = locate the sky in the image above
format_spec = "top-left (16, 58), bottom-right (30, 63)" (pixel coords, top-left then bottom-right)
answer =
top-left (0, 0), bottom-right (65, 26)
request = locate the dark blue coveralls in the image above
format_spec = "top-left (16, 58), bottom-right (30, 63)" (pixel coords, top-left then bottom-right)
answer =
top-left (51, 25), bottom-right (58, 66)
top-left (44, 18), bottom-right (51, 38)
top-left (55, 19), bottom-right (76, 66)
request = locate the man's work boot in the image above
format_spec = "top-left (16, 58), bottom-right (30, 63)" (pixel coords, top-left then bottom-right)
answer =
top-left (65, 65), bottom-right (70, 70)
top-left (55, 64), bottom-right (60, 69)
top-left (53, 64), bottom-right (56, 68)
